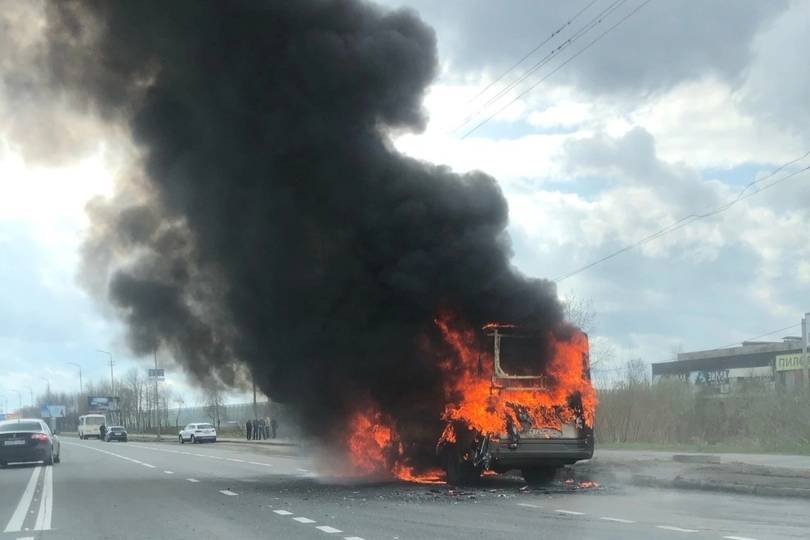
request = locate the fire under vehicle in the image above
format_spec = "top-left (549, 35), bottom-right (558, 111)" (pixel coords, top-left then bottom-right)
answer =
top-left (435, 323), bottom-right (595, 485)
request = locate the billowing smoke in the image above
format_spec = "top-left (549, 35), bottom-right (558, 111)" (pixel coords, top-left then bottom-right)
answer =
top-left (45, 0), bottom-right (563, 458)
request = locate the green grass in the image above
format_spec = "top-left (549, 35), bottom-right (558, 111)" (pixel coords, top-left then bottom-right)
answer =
top-left (598, 441), bottom-right (810, 456)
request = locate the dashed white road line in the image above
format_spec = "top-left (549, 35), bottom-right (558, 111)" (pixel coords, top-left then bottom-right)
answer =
top-left (63, 441), bottom-right (157, 470)
top-left (33, 466), bottom-right (53, 532)
top-left (600, 517), bottom-right (636, 524)
top-left (555, 509), bottom-right (585, 516)
top-left (723, 537), bottom-right (759, 540)
top-left (187, 478), bottom-right (199, 483)
top-left (4, 466), bottom-right (42, 533)
top-left (343, 537), bottom-right (366, 540)
top-left (218, 489), bottom-right (239, 496)
top-left (163, 470), bottom-right (174, 474)
top-left (656, 525), bottom-right (699, 533)
top-left (227, 458), bottom-right (246, 463)
top-left (516, 503), bottom-right (542, 509)
top-left (293, 517), bottom-right (317, 524)
top-left (273, 510), bottom-right (293, 516)
top-left (296, 467), bottom-right (309, 472)
top-left (316, 525), bottom-right (343, 533)
top-left (17, 537), bottom-right (35, 540)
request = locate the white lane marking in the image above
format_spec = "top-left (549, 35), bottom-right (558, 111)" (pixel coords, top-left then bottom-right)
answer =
top-left (343, 537), bottom-right (366, 540)
top-left (600, 517), bottom-right (636, 524)
top-left (249, 461), bottom-right (272, 466)
top-left (516, 503), bottom-right (542, 509)
top-left (4, 467), bottom-right (42, 533)
top-left (62, 441), bottom-right (156, 469)
top-left (17, 537), bottom-right (35, 540)
top-left (293, 517), bottom-right (316, 524)
top-left (555, 509), bottom-right (585, 515)
top-left (723, 537), bottom-right (759, 540)
top-left (163, 470), bottom-right (174, 474)
top-left (187, 478), bottom-right (200, 483)
top-left (33, 466), bottom-right (53, 531)
top-left (227, 458), bottom-right (246, 463)
top-left (316, 526), bottom-right (343, 533)
top-left (656, 525), bottom-right (699, 533)
top-left (273, 510), bottom-right (293, 516)
top-left (296, 467), bottom-right (309, 472)
top-left (219, 490), bottom-right (238, 496)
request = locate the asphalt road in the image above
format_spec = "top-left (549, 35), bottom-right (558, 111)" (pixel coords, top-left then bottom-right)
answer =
top-left (1, 439), bottom-right (807, 540)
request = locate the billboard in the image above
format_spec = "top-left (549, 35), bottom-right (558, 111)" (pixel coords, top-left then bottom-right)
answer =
top-left (148, 368), bottom-right (165, 381)
top-left (88, 396), bottom-right (120, 411)
top-left (41, 405), bottom-right (66, 418)
top-left (776, 353), bottom-right (804, 372)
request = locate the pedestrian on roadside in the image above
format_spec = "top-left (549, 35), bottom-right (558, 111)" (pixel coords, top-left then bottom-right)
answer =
top-left (99, 424), bottom-right (107, 439)
top-left (257, 418), bottom-right (266, 440)
top-left (264, 417), bottom-right (271, 440)
top-left (246, 419), bottom-right (252, 441)
top-left (270, 417), bottom-right (278, 439)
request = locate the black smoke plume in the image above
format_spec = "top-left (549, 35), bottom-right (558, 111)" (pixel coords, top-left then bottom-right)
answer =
top-left (45, 0), bottom-right (563, 461)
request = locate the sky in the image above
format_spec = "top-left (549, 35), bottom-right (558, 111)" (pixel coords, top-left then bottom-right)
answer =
top-left (1, 0), bottom-right (809, 408)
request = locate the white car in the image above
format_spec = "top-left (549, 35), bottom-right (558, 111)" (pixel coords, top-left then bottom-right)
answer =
top-left (178, 423), bottom-right (217, 444)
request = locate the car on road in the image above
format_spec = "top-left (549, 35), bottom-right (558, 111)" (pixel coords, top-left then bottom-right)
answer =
top-left (0, 418), bottom-right (61, 468)
top-left (179, 423), bottom-right (217, 444)
top-left (78, 414), bottom-right (107, 440)
top-left (104, 426), bottom-right (128, 442)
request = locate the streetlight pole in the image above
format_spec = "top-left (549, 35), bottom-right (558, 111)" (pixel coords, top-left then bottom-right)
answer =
top-left (96, 350), bottom-right (115, 395)
top-left (66, 362), bottom-right (83, 414)
top-left (40, 377), bottom-right (50, 401)
top-left (803, 313), bottom-right (809, 391)
top-left (11, 390), bottom-right (22, 412)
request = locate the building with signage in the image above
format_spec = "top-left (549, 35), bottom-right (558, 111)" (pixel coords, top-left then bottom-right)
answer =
top-left (652, 337), bottom-right (807, 393)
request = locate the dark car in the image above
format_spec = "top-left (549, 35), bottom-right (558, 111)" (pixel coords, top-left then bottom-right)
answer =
top-left (0, 418), bottom-right (61, 468)
top-left (104, 426), bottom-right (128, 442)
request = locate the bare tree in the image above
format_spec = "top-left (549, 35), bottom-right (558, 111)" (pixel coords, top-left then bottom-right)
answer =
top-left (562, 294), bottom-right (596, 333)
top-left (203, 388), bottom-right (225, 429)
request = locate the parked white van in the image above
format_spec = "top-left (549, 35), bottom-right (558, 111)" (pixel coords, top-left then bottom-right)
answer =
top-left (78, 414), bottom-right (107, 439)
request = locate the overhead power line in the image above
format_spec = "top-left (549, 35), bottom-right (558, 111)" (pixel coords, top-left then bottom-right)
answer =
top-left (455, 0), bottom-right (628, 134)
top-left (465, 0), bottom-right (601, 108)
top-left (716, 323), bottom-right (802, 350)
top-left (552, 152), bottom-right (810, 282)
top-left (461, 0), bottom-right (654, 139)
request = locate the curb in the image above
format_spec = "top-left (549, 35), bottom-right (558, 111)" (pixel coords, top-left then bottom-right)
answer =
top-left (632, 474), bottom-right (810, 499)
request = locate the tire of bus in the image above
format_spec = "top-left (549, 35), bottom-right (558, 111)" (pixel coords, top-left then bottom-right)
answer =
top-left (442, 444), bottom-right (479, 486)
top-left (521, 466), bottom-right (558, 485)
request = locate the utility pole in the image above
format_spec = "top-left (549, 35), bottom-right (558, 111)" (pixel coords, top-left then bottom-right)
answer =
top-left (154, 347), bottom-right (161, 440)
top-left (803, 313), bottom-right (809, 391)
top-left (252, 378), bottom-right (258, 421)
top-left (96, 350), bottom-right (115, 395)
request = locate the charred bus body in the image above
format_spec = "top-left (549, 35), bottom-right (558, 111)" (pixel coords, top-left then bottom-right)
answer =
top-left (437, 324), bottom-right (595, 485)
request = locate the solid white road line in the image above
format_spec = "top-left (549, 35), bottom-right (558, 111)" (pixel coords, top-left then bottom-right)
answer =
top-left (316, 525), bottom-right (343, 533)
top-left (219, 490), bottom-right (238, 496)
top-left (164, 470), bottom-right (174, 474)
top-left (600, 517), bottom-right (636, 524)
top-left (33, 466), bottom-right (53, 531)
top-left (63, 441), bottom-right (156, 469)
top-left (293, 517), bottom-right (316, 524)
top-left (187, 478), bottom-right (200, 483)
top-left (516, 503), bottom-right (542, 509)
top-left (555, 509), bottom-right (585, 516)
top-left (723, 537), bottom-right (759, 540)
top-left (273, 510), bottom-right (293, 516)
top-left (4, 467), bottom-right (42, 533)
top-left (656, 525), bottom-right (699, 533)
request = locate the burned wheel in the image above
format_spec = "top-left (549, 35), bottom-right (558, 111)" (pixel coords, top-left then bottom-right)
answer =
top-left (521, 466), bottom-right (557, 485)
top-left (442, 444), bottom-right (479, 486)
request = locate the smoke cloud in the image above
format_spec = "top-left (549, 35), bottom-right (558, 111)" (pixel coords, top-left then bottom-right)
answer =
top-left (45, 0), bottom-right (563, 453)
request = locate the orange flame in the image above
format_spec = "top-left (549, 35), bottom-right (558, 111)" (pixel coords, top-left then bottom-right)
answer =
top-left (437, 315), bottom-right (596, 437)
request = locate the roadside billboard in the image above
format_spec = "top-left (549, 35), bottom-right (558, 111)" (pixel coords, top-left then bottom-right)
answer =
top-left (775, 353), bottom-right (803, 372)
top-left (41, 405), bottom-right (66, 418)
top-left (88, 396), bottom-right (120, 411)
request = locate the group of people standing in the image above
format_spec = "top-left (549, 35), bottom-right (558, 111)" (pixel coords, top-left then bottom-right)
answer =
top-left (246, 417), bottom-right (277, 440)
